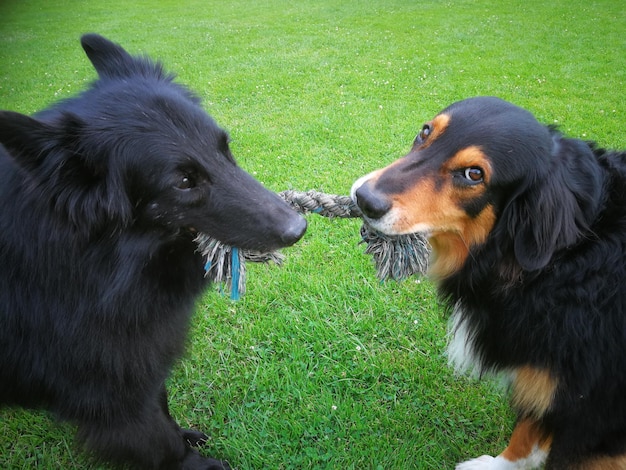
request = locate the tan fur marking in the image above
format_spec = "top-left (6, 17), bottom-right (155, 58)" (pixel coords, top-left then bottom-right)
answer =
top-left (511, 366), bottom-right (558, 419)
top-left (427, 204), bottom-right (495, 279)
top-left (442, 146), bottom-right (493, 184)
top-left (387, 145), bottom-right (496, 279)
top-left (417, 113), bottom-right (451, 150)
top-left (428, 232), bottom-right (473, 280)
top-left (500, 418), bottom-right (552, 461)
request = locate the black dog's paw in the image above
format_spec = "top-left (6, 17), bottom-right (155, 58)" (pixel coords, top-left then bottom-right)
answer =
top-left (204, 458), bottom-right (231, 470)
top-left (182, 428), bottom-right (209, 447)
top-left (182, 449), bottom-right (231, 470)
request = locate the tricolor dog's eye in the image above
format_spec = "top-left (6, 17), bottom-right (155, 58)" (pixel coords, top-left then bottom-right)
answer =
top-left (463, 167), bottom-right (484, 184)
top-left (415, 124), bottom-right (432, 145)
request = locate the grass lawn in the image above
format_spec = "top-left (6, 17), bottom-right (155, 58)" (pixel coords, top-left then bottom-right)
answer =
top-left (0, 0), bottom-right (624, 468)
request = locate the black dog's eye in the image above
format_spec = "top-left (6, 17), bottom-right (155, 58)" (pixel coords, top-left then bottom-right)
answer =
top-left (415, 124), bottom-right (431, 145)
top-left (463, 167), bottom-right (484, 184)
top-left (177, 175), bottom-right (195, 190)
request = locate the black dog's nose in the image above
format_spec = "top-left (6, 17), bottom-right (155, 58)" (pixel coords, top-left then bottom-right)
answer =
top-left (280, 215), bottom-right (307, 246)
top-left (354, 182), bottom-right (392, 220)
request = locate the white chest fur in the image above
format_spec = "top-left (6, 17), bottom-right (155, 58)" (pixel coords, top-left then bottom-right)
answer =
top-left (447, 301), bottom-right (486, 377)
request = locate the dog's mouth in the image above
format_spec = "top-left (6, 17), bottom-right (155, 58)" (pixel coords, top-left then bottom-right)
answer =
top-left (357, 207), bottom-right (432, 240)
top-left (352, 179), bottom-right (435, 240)
top-left (187, 215), bottom-right (307, 254)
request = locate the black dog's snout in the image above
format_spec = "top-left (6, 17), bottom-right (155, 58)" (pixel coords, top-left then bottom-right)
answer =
top-left (355, 183), bottom-right (392, 220)
top-left (280, 216), bottom-right (307, 246)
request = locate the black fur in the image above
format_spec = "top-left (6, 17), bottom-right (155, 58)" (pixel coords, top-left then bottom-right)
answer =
top-left (436, 99), bottom-right (626, 467)
top-left (0, 34), bottom-right (306, 469)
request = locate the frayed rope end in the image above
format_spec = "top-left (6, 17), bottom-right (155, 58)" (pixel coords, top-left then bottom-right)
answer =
top-left (359, 224), bottom-right (429, 282)
top-left (195, 233), bottom-right (285, 300)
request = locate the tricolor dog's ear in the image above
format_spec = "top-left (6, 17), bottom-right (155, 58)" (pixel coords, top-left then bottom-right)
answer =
top-left (504, 136), bottom-right (603, 272)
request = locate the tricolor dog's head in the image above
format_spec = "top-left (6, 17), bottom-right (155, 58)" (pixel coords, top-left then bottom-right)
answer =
top-left (352, 96), bottom-right (602, 280)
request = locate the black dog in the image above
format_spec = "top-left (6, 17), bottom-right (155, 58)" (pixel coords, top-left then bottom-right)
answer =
top-left (0, 34), bottom-right (306, 469)
top-left (352, 97), bottom-right (626, 469)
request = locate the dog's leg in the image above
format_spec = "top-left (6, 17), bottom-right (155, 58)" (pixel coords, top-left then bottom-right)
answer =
top-left (159, 385), bottom-right (209, 447)
top-left (456, 418), bottom-right (551, 470)
top-left (77, 387), bottom-right (229, 469)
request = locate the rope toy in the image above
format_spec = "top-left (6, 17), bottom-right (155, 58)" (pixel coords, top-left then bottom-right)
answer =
top-left (194, 190), bottom-right (430, 299)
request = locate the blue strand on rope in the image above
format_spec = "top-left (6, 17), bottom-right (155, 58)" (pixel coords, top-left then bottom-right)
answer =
top-left (230, 247), bottom-right (240, 300)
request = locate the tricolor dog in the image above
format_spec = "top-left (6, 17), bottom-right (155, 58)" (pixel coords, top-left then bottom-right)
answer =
top-left (352, 96), bottom-right (626, 469)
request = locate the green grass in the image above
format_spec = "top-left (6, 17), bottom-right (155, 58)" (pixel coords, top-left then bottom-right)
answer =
top-left (0, 0), bottom-right (624, 468)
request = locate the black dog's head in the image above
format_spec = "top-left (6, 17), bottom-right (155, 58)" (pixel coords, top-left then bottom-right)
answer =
top-left (0, 34), bottom-right (306, 252)
top-left (352, 96), bottom-right (602, 280)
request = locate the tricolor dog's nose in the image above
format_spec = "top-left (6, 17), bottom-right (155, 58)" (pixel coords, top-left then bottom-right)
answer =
top-left (353, 181), bottom-right (392, 220)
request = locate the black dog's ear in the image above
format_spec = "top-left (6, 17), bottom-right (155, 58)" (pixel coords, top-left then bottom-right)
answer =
top-left (0, 110), bottom-right (132, 231)
top-left (81, 33), bottom-right (135, 79)
top-left (81, 33), bottom-right (167, 81)
top-left (0, 110), bottom-right (94, 172)
top-left (0, 111), bottom-right (60, 171)
top-left (505, 136), bottom-right (603, 271)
